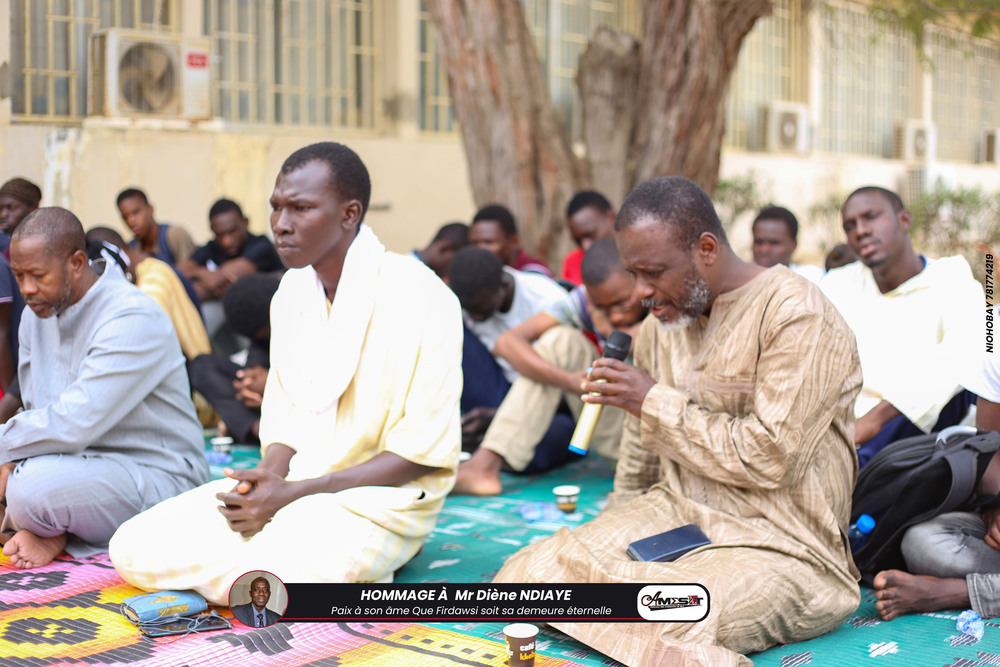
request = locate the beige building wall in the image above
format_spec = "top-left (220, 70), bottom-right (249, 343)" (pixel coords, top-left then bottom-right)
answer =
top-left (0, 0), bottom-right (997, 261)
top-left (1, 120), bottom-right (997, 262)
top-left (0, 0), bottom-right (476, 255)
top-left (0, 121), bottom-right (473, 253)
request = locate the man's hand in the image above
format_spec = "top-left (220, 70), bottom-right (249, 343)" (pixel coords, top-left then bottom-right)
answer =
top-left (199, 270), bottom-right (231, 299)
top-left (983, 505), bottom-right (1000, 552)
top-left (561, 369), bottom-right (588, 395)
top-left (461, 406), bottom-right (497, 450)
top-left (216, 467), bottom-right (294, 538)
top-left (580, 358), bottom-right (655, 417)
top-left (0, 393), bottom-right (23, 425)
top-left (855, 401), bottom-right (902, 445)
top-left (234, 366), bottom-right (268, 409)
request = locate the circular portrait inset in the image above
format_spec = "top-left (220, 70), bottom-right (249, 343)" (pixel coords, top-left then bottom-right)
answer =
top-left (228, 570), bottom-right (288, 628)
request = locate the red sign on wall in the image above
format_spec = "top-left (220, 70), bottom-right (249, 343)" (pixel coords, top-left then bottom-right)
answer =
top-left (187, 52), bottom-right (209, 68)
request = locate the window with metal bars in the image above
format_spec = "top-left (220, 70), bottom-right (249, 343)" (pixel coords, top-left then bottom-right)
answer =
top-left (208, 0), bottom-right (380, 128)
top-left (10, 0), bottom-right (176, 120)
top-left (931, 29), bottom-right (1000, 163)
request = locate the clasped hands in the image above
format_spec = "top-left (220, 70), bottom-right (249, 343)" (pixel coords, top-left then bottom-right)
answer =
top-left (216, 467), bottom-right (291, 538)
top-left (580, 358), bottom-right (655, 418)
top-left (233, 366), bottom-right (268, 409)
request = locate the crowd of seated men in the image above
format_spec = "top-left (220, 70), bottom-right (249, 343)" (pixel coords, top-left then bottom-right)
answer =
top-left (0, 147), bottom-right (992, 666)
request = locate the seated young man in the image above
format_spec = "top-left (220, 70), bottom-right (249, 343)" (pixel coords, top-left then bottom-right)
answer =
top-left (188, 273), bottom-right (281, 445)
top-left (560, 191), bottom-right (616, 286)
top-left (448, 246), bottom-right (572, 453)
top-left (0, 177), bottom-right (42, 257)
top-left (0, 208), bottom-right (208, 569)
top-left (117, 188), bottom-right (196, 266)
top-left (820, 186), bottom-right (983, 466)
top-left (469, 204), bottom-right (553, 278)
top-left (177, 199), bottom-right (284, 350)
top-left (873, 349), bottom-right (1000, 621)
top-left (454, 238), bottom-right (646, 495)
top-left (495, 177), bottom-right (863, 665)
top-left (177, 198), bottom-right (284, 303)
top-left (751, 205), bottom-right (824, 283)
top-left (110, 142), bottom-right (462, 604)
top-left (412, 222), bottom-right (468, 282)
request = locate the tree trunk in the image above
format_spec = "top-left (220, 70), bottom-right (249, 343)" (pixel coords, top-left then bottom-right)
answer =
top-left (426, 0), bottom-right (773, 261)
top-left (630, 0), bottom-right (772, 195)
top-left (577, 27), bottom-right (640, 209)
top-left (424, 0), bottom-right (587, 263)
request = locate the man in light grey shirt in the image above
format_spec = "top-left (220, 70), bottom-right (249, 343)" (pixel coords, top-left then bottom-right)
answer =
top-left (0, 207), bottom-right (208, 569)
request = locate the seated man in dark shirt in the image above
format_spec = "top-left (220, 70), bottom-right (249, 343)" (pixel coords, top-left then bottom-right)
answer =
top-left (178, 198), bottom-right (284, 303)
top-left (188, 273), bottom-right (279, 445)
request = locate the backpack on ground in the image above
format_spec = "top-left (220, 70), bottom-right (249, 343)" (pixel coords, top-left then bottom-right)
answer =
top-left (850, 425), bottom-right (1000, 585)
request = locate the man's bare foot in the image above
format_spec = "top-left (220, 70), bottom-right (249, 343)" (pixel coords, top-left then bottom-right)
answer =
top-left (218, 421), bottom-right (230, 438)
top-left (2, 530), bottom-right (67, 569)
top-left (872, 569), bottom-right (970, 621)
top-left (452, 448), bottom-right (504, 496)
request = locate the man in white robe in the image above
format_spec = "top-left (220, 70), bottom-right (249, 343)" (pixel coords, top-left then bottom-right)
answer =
top-left (110, 142), bottom-right (463, 604)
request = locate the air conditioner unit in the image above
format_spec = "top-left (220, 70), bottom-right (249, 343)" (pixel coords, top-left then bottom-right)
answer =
top-left (893, 120), bottom-right (935, 161)
top-left (900, 163), bottom-right (956, 203)
top-left (89, 29), bottom-right (211, 120)
top-left (759, 102), bottom-right (809, 154)
top-left (982, 129), bottom-right (1000, 164)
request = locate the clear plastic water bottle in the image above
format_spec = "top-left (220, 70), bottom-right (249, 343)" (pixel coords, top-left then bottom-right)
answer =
top-left (957, 610), bottom-right (984, 641)
top-left (848, 514), bottom-right (876, 552)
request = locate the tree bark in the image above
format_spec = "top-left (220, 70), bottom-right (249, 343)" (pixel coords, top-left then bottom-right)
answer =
top-left (631, 0), bottom-right (772, 195)
top-left (426, 0), bottom-right (773, 261)
top-left (577, 27), bottom-right (640, 209)
top-left (424, 0), bottom-right (587, 263)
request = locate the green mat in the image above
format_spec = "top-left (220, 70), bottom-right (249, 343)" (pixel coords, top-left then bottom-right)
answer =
top-left (203, 440), bottom-right (1000, 664)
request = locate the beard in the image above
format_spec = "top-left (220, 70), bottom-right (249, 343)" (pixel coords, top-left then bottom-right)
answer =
top-left (28, 278), bottom-right (74, 318)
top-left (642, 271), bottom-right (711, 333)
top-left (51, 280), bottom-right (74, 316)
top-left (658, 312), bottom-right (696, 333)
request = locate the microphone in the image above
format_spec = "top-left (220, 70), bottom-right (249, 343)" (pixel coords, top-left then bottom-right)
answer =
top-left (568, 330), bottom-right (632, 456)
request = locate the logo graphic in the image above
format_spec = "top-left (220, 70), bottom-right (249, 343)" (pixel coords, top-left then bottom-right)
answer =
top-left (636, 585), bottom-right (709, 621)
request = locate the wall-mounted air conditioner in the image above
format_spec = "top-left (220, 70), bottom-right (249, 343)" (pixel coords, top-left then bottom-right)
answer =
top-left (760, 102), bottom-right (809, 154)
top-left (89, 29), bottom-right (211, 120)
top-left (893, 119), bottom-right (935, 161)
top-left (900, 163), bottom-right (956, 203)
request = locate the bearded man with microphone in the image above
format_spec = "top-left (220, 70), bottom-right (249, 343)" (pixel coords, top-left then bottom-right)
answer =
top-left (494, 177), bottom-right (864, 667)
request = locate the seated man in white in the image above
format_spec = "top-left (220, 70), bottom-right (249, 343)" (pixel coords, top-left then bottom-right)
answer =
top-left (751, 205), bottom-right (824, 283)
top-left (454, 238), bottom-right (647, 495)
top-left (448, 246), bottom-right (575, 457)
top-left (110, 142), bottom-right (463, 604)
top-left (0, 207), bottom-right (208, 569)
top-left (820, 186), bottom-right (982, 467)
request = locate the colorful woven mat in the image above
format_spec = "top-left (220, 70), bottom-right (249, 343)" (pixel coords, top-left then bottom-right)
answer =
top-left (3, 441), bottom-right (997, 665)
top-left (0, 553), bottom-right (606, 666)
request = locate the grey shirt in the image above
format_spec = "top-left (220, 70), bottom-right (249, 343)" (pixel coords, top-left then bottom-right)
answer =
top-left (0, 269), bottom-right (208, 487)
